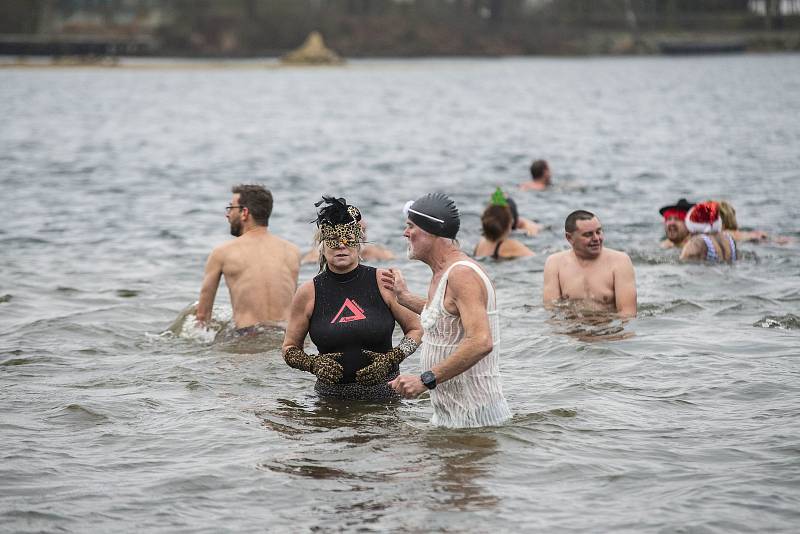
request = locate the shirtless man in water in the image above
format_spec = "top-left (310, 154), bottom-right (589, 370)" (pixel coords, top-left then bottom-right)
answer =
top-left (196, 184), bottom-right (300, 330)
top-left (519, 159), bottom-right (552, 191)
top-left (543, 210), bottom-right (637, 317)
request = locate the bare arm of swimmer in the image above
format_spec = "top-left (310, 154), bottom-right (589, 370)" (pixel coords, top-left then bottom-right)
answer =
top-left (614, 254), bottom-right (637, 318)
top-left (542, 254), bottom-right (562, 309)
top-left (281, 281), bottom-right (314, 353)
top-left (515, 216), bottom-right (542, 236)
top-left (389, 266), bottom-right (493, 398)
top-left (379, 268), bottom-right (427, 315)
top-left (196, 248), bottom-right (223, 326)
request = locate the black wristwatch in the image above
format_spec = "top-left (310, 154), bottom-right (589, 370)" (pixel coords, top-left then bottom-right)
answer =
top-left (420, 370), bottom-right (437, 390)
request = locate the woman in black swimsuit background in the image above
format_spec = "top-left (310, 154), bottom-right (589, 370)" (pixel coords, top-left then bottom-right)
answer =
top-left (282, 197), bottom-right (422, 401)
top-left (474, 192), bottom-right (535, 260)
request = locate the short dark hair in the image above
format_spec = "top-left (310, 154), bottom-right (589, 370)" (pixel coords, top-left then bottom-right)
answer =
top-left (232, 184), bottom-right (273, 226)
top-left (565, 210), bottom-right (595, 233)
top-left (481, 205), bottom-right (513, 241)
top-left (530, 159), bottom-right (549, 181)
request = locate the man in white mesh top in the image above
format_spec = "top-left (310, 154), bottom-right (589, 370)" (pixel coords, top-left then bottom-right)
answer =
top-left (381, 193), bottom-right (511, 428)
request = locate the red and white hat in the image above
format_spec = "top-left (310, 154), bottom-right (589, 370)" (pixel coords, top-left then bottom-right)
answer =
top-left (685, 201), bottom-right (722, 234)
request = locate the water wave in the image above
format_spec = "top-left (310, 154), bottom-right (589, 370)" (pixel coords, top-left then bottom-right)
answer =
top-left (161, 301), bottom-right (229, 344)
top-left (753, 314), bottom-right (800, 330)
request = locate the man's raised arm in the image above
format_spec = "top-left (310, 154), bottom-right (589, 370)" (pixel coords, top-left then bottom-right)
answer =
top-left (380, 268), bottom-right (427, 315)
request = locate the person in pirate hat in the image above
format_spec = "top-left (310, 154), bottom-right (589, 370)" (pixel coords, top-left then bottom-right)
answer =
top-left (282, 196), bottom-right (421, 401)
top-left (659, 198), bottom-right (695, 249)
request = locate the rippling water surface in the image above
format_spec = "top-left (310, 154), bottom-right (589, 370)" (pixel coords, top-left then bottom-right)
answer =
top-left (1, 55), bottom-right (799, 532)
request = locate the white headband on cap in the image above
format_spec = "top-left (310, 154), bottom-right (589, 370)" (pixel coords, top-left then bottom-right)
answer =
top-left (403, 200), bottom-right (445, 224)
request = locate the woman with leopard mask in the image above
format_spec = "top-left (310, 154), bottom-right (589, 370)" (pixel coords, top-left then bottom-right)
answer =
top-left (282, 197), bottom-right (422, 400)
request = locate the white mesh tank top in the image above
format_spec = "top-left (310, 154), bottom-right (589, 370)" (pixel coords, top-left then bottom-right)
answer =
top-left (420, 260), bottom-right (511, 428)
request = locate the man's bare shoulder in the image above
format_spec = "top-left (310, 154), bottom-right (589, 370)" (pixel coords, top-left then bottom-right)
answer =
top-left (545, 250), bottom-right (572, 265)
top-left (273, 234), bottom-right (301, 257)
top-left (252, 232), bottom-right (301, 255)
top-left (447, 262), bottom-right (489, 307)
top-left (209, 237), bottom-right (238, 258)
top-left (602, 247), bottom-right (633, 263)
top-left (447, 262), bottom-right (488, 289)
top-left (519, 181), bottom-right (545, 191)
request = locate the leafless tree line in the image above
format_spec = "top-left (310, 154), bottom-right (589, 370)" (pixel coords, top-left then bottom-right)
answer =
top-left (1, 0), bottom-right (797, 56)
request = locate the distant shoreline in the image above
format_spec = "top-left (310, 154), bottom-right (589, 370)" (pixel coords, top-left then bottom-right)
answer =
top-left (2, 29), bottom-right (798, 63)
top-left (2, 51), bottom-right (799, 71)
top-left (1, 29), bottom-right (799, 70)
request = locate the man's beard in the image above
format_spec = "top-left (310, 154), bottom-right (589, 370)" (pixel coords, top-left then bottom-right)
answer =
top-left (666, 225), bottom-right (684, 243)
top-left (406, 243), bottom-right (416, 260)
top-left (230, 220), bottom-right (242, 237)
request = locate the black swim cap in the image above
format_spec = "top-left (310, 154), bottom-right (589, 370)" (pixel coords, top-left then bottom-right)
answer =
top-left (404, 193), bottom-right (460, 239)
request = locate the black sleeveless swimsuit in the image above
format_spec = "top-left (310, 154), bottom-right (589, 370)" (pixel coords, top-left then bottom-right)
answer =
top-left (309, 264), bottom-right (399, 400)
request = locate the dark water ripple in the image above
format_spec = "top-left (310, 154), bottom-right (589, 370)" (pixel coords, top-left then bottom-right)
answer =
top-left (1, 56), bottom-right (800, 532)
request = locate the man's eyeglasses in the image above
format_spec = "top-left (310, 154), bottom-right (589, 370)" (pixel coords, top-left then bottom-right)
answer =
top-left (225, 205), bottom-right (246, 213)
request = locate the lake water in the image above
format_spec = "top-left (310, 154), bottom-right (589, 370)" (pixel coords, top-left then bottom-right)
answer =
top-left (1, 55), bottom-right (799, 532)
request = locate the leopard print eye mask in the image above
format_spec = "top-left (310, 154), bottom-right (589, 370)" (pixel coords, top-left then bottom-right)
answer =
top-left (320, 220), bottom-right (364, 248)
top-left (314, 199), bottom-right (364, 248)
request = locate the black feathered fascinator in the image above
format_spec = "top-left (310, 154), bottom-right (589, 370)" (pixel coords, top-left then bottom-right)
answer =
top-left (314, 196), bottom-right (364, 249)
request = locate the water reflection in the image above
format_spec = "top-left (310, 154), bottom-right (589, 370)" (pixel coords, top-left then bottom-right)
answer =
top-left (546, 301), bottom-right (634, 342)
top-left (255, 397), bottom-right (499, 512)
top-left (261, 396), bottom-right (400, 436)
top-left (425, 431), bottom-right (500, 510)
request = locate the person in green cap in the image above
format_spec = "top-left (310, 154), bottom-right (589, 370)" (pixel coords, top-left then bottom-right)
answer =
top-left (473, 188), bottom-right (535, 259)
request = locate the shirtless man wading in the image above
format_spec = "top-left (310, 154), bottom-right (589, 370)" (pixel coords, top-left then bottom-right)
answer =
top-left (196, 184), bottom-right (300, 330)
top-left (543, 210), bottom-right (637, 317)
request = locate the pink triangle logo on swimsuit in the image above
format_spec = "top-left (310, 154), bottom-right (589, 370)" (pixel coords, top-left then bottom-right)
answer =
top-left (330, 298), bottom-right (366, 323)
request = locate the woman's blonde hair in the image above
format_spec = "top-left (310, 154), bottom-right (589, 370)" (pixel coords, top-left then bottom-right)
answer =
top-left (715, 200), bottom-right (738, 231)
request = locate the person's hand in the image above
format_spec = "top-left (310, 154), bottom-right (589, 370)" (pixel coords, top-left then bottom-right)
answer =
top-left (311, 352), bottom-right (344, 385)
top-left (388, 374), bottom-right (427, 399)
top-left (516, 218), bottom-right (542, 236)
top-left (284, 347), bottom-right (343, 384)
top-left (380, 268), bottom-right (409, 301)
top-left (524, 222), bottom-right (542, 236)
top-left (356, 349), bottom-right (401, 386)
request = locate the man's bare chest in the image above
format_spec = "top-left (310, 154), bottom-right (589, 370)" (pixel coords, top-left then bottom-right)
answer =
top-left (560, 267), bottom-right (614, 302)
